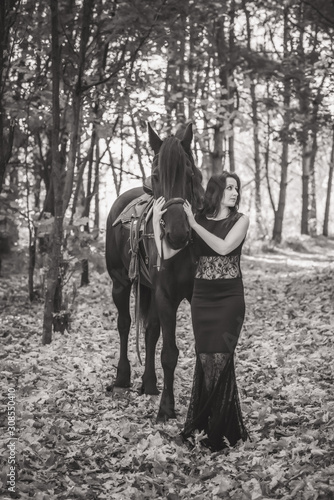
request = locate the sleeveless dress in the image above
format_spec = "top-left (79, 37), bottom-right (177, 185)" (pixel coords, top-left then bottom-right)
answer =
top-left (181, 211), bottom-right (248, 451)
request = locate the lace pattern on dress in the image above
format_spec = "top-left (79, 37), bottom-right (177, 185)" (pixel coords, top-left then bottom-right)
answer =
top-left (195, 255), bottom-right (241, 280)
top-left (199, 353), bottom-right (230, 392)
top-left (181, 353), bottom-right (248, 450)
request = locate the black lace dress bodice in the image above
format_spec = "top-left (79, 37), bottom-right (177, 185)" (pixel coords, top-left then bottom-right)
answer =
top-left (192, 212), bottom-right (245, 280)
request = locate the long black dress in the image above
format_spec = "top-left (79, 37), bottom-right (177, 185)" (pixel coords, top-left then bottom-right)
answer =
top-left (181, 211), bottom-right (248, 451)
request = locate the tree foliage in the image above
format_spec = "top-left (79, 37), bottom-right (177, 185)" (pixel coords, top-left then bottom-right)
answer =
top-left (0, 0), bottom-right (333, 330)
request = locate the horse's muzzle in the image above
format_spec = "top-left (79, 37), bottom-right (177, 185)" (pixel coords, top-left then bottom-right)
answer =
top-left (166, 231), bottom-right (190, 250)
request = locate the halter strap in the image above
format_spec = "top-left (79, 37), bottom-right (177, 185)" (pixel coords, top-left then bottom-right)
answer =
top-left (162, 197), bottom-right (185, 209)
top-left (158, 197), bottom-right (189, 265)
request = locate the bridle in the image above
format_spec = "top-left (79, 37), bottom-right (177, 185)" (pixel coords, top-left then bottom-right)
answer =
top-left (159, 197), bottom-right (186, 239)
top-left (156, 197), bottom-right (193, 270)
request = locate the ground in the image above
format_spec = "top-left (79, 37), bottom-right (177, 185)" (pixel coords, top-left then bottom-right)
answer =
top-left (0, 238), bottom-right (333, 500)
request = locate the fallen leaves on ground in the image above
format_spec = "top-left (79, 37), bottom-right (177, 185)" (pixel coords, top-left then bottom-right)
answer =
top-left (0, 251), bottom-right (333, 500)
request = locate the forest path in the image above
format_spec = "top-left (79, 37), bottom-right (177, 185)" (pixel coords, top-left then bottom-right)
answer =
top-left (0, 245), bottom-right (333, 500)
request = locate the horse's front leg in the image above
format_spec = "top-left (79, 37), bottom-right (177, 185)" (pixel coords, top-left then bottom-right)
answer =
top-left (156, 292), bottom-right (179, 421)
top-left (141, 293), bottom-right (160, 395)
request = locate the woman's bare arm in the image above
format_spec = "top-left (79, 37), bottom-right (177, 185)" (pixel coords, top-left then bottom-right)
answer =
top-left (183, 200), bottom-right (249, 256)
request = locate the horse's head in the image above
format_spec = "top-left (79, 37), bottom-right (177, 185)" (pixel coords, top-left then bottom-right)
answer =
top-left (148, 122), bottom-right (204, 250)
top-left (158, 197), bottom-right (190, 250)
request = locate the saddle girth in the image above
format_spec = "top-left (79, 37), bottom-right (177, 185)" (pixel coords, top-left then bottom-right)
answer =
top-left (128, 201), bottom-right (154, 287)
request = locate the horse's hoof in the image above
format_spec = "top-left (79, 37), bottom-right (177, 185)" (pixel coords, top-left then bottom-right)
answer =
top-left (156, 408), bottom-right (177, 422)
top-left (140, 384), bottom-right (159, 396)
top-left (106, 382), bottom-right (131, 393)
top-left (140, 378), bottom-right (159, 395)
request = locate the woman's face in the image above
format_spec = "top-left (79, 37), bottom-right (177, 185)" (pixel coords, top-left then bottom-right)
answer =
top-left (221, 177), bottom-right (238, 208)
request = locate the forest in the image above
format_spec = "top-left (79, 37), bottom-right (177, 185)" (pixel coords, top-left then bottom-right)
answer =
top-left (1, 0), bottom-right (334, 499)
top-left (0, 0), bottom-right (334, 335)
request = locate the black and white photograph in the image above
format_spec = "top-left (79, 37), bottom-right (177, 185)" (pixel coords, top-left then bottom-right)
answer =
top-left (1, 0), bottom-right (334, 498)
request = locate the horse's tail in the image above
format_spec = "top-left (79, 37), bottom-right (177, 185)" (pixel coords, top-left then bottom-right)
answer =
top-left (134, 281), bottom-right (152, 365)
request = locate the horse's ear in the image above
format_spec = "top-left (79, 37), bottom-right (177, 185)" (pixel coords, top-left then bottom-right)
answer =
top-left (148, 123), bottom-right (163, 155)
top-left (181, 122), bottom-right (193, 152)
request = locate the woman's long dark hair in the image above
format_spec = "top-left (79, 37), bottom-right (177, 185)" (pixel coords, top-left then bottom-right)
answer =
top-left (200, 171), bottom-right (241, 218)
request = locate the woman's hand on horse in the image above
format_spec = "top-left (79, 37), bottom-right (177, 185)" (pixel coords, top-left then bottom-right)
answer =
top-left (153, 197), bottom-right (167, 224)
top-left (183, 200), bottom-right (197, 228)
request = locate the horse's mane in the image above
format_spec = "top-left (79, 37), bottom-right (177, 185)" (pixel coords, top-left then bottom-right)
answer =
top-left (158, 133), bottom-right (204, 208)
top-left (189, 155), bottom-right (204, 211)
top-left (158, 136), bottom-right (188, 200)
top-left (175, 124), bottom-right (204, 209)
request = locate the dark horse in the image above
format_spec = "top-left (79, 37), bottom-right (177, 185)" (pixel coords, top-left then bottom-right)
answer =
top-left (105, 123), bottom-right (203, 420)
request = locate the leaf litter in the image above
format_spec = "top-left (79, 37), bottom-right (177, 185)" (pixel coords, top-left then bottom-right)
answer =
top-left (0, 253), bottom-right (333, 499)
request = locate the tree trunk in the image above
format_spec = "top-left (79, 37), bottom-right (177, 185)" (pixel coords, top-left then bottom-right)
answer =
top-left (0, 0), bottom-right (5, 191)
top-left (130, 110), bottom-right (146, 180)
top-left (323, 126), bottom-right (334, 237)
top-left (297, 0), bottom-right (309, 236)
top-left (243, 0), bottom-right (262, 234)
top-left (264, 85), bottom-right (276, 216)
top-left (164, 58), bottom-right (175, 133)
top-left (272, 135), bottom-right (289, 243)
top-left (210, 125), bottom-right (224, 174)
top-left (0, 0), bottom-right (17, 193)
top-left (188, 19), bottom-right (197, 122)
top-left (214, 1), bottom-right (237, 173)
top-left (298, 4), bottom-right (322, 237)
top-left (228, 134), bottom-right (235, 173)
top-left (62, 0), bottom-right (94, 212)
top-left (272, 8), bottom-right (291, 244)
top-left (300, 100), bottom-right (320, 236)
top-left (308, 129), bottom-right (318, 237)
top-left (107, 145), bottom-right (121, 196)
top-left (215, 13), bottom-right (228, 173)
top-left (176, 11), bottom-right (186, 125)
top-left (227, 0), bottom-right (236, 173)
top-left (25, 142), bottom-right (37, 301)
top-left (70, 154), bottom-right (88, 223)
top-left (164, 6), bottom-right (188, 129)
top-left (80, 128), bottom-right (96, 286)
top-left (42, 0), bottom-right (65, 344)
top-left (62, 91), bottom-right (81, 212)
top-left (94, 143), bottom-right (100, 232)
top-left (250, 81), bottom-right (263, 234)
top-left (301, 137), bottom-right (312, 235)
top-left (28, 228), bottom-right (36, 301)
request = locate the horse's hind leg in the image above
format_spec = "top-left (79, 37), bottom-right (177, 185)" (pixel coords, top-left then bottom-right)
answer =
top-left (111, 274), bottom-right (132, 389)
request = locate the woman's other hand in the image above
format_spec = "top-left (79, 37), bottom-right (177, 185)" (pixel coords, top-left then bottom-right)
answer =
top-left (153, 197), bottom-right (167, 225)
top-left (183, 200), bottom-right (197, 228)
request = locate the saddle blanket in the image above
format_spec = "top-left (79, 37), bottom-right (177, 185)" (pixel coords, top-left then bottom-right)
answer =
top-left (112, 193), bottom-right (153, 227)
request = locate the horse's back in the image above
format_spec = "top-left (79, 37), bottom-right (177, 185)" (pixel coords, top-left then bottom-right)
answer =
top-left (107, 187), bottom-right (145, 225)
top-left (105, 187), bottom-right (145, 276)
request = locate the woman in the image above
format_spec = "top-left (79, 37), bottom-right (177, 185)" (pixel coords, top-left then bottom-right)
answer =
top-left (181, 171), bottom-right (249, 451)
top-left (153, 171), bottom-right (249, 451)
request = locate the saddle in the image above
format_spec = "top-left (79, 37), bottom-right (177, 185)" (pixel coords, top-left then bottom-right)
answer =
top-left (112, 190), bottom-right (154, 287)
